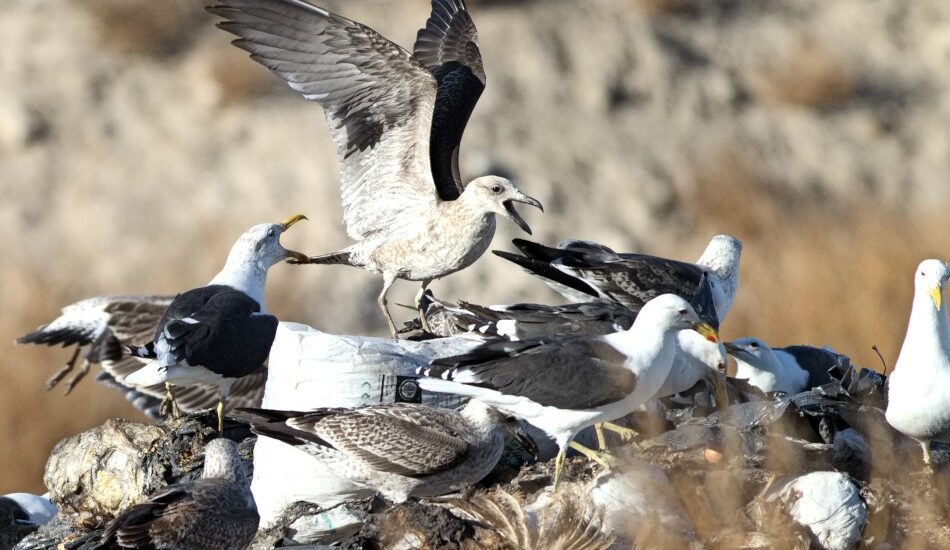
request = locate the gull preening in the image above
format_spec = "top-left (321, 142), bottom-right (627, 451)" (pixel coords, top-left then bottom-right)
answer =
top-left (209, 0), bottom-right (542, 337)
top-left (419, 294), bottom-right (718, 487)
top-left (125, 215), bottom-right (308, 432)
top-left (885, 259), bottom-right (950, 465)
top-left (16, 295), bottom-right (266, 419)
top-left (235, 401), bottom-right (523, 503)
top-left (84, 439), bottom-right (258, 550)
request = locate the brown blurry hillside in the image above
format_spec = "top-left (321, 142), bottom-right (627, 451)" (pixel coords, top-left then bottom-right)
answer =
top-left (3, 0), bottom-right (950, 493)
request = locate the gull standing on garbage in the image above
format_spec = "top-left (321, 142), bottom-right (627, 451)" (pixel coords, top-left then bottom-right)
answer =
top-left (208, 0), bottom-right (542, 337)
top-left (419, 294), bottom-right (718, 487)
top-left (125, 215), bottom-right (309, 432)
top-left (886, 259), bottom-right (950, 466)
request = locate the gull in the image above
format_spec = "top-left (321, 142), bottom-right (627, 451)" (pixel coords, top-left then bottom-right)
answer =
top-left (418, 294), bottom-right (719, 487)
top-left (494, 234), bottom-right (742, 323)
top-left (85, 439), bottom-right (258, 550)
top-left (125, 215), bottom-right (308, 432)
top-left (234, 401), bottom-right (528, 503)
top-left (886, 259), bottom-right (950, 466)
top-left (208, 0), bottom-right (542, 337)
top-left (725, 338), bottom-right (845, 396)
top-left (16, 295), bottom-right (266, 419)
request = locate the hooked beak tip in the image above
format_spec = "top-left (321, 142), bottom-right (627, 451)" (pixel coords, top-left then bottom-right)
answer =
top-left (280, 214), bottom-right (308, 231)
top-left (692, 322), bottom-right (719, 344)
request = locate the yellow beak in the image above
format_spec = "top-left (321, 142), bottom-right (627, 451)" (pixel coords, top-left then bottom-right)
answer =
top-left (692, 322), bottom-right (720, 344)
top-left (706, 370), bottom-right (730, 412)
top-left (931, 286), bottom-right (942, 311)
top-left (280, 214), bottom-right (308, 230)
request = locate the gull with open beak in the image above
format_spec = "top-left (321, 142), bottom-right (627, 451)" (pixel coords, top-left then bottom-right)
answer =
top-left (886, 259), bottom-right (950, 466)
top-left (125, 215), bottom-right (309, 432)
top-left (208, 0), bottom-right (543, 338)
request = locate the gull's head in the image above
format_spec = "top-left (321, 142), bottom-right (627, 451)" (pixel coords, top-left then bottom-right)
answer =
top-left (466, 176), bottom-right (543, 234)
top-left (915, 259), bottom-right (950, 310)
top-left (724, 337), bottom-right (774, 369)
top-left (640, 294), bottom-right (719, 342)
top-left (201, 438), bottom-right (249, 486)
top-left (696, 234), bottom-right (742, 277)
top-left (224, 214), bottom-right (309, 272)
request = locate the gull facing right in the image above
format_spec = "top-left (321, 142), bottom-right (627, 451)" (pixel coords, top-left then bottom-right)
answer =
top-left (886, 259), bottom-right (950, 465)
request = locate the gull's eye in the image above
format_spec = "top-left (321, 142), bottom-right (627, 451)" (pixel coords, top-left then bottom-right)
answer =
top-left (491, 184), bottom-right (502, 193)
top-left (267, 229), bottom-right (276, 239)
top-left (678, 308), bottom-right (687, 315)
top-left (750, 342), bottom-right (759, 349)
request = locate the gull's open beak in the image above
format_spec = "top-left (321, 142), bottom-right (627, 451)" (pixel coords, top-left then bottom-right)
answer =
top-left (510, 420), bottom-right (539, 459)
top-left (723, 341), bottom-right (741, 354)
top-left (705, 370), bottom-right (730, 412)
top-left (503, 195), bottom-right (543, 235)
top-left (930, 286), bottom-right (942, 310)
top-left (692, 322), bottom-right (719, 344)
top-left (278, 214), bottom-right (309, 262)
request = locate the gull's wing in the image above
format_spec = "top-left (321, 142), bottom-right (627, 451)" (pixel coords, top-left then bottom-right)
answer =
top-left (209, 0), bottom-right (441, 239)
top-left (413, 0), bottom-right (485, 200)
top-left (425, 337), bottom-right (637, 409)
top-left (496, 239), bottom-right (719, 327)
top-left (236, 405), bottom-right (470, 477)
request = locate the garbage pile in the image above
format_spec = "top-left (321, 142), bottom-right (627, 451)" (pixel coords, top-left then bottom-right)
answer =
top-left (6, 357), bottom-right (950, 550)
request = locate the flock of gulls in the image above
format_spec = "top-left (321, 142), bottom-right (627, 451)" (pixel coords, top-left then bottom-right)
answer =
top-left (8, 0), bottom-right (950, 548)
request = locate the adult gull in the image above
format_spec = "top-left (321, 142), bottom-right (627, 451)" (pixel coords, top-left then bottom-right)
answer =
top-left (725, 338), bottom-right (846, 396)
top-left (885, 259), bottom-right (950, 465)
top-left (125, 215), bottom-right (308, 432)
top-left (418, 294), bottom-right (719, 487)
top-left (16, 295), bottom-right (266, 419)
top-left (208, 0), bottom-right (542, 336)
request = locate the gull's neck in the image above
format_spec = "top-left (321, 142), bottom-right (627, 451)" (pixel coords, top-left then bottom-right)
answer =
top-left (209, 260), bottom-right (268, 313)
top-left (896, 288), bottom-right (950, 374)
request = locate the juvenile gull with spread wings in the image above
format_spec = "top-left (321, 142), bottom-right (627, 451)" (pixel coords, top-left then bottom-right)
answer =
top-left (234, 400), bottom-right (524, 503)
top-left (419, 294), bottom-right (719, 487)
top-left (886, 259), bottom-right (950, 465)
top-left (125, 215), bottom-right (308, 432)
top-left (16, 295), bottom-right (266, 419)
top-left (80, 439), bottom-right (258, 550)
top-left (208, 0), bottom-right (542, 337)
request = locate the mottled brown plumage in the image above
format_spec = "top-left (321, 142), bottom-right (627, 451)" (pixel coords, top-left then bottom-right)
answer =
top-left (92, 439), bottom-right (258, 550)
top-left (236, 401), bottom-right (512, 502)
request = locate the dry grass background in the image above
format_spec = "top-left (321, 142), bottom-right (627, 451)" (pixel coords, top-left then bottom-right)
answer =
top-left (3, 0), bottom-right (950, 503)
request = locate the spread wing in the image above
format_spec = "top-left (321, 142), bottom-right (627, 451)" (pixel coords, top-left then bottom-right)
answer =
top-left (496, 238), bottom-right (719, 327)
top-left (209, 0), bottom-right (440, 239)
top-left (413, 0), bottom-right (485, 200)
top-left (236, 405), bottom-right (469, 476)
top-left (426, 338), bottom-right (637, 409)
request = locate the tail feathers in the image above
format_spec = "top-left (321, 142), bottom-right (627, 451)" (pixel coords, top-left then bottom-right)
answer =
top-left (231, 408), bottom-right (335, 449)
top-left (306, 250), bottom-right (353, 265)
top-left (124, 342), bottom-right (155, 359)
top-left (418, 377), bottom-right (486, 398)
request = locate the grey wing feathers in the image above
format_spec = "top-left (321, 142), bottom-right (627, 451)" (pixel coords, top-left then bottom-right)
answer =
top-left (209, 0), bottom-right (440, 239)
top-left (427, 338), bottom-right (637, 409)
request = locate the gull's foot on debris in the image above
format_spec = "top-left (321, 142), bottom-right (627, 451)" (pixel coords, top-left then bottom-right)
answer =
top-left (600, 421), bottom-right (640, 445)
top-left (569, 441), bottom-right (620, 469)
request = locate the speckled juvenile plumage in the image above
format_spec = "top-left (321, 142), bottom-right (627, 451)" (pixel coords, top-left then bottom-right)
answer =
top-left (91, 439), bottom-right (258, 550)
top-left (208, 0), bottom-right (542, 336)
top-left (235, 401), bottom-right (508, 503)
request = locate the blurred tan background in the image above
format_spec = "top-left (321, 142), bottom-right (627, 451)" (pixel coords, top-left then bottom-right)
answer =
top-left (3, 0), bottom-right (950, 494)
